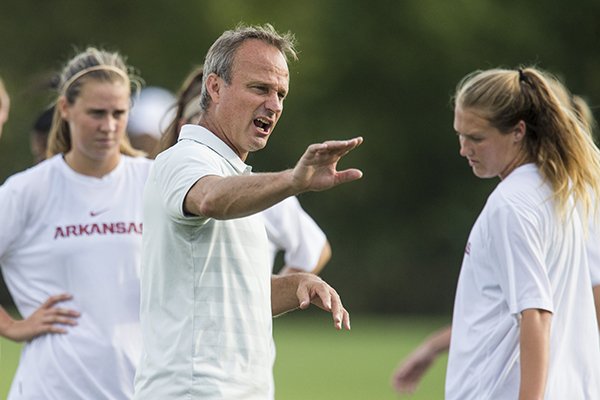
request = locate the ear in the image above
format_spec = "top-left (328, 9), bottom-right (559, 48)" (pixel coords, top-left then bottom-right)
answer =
top-left (204, 73), bottom-right (222, 104)
top-left (513, 120), bottom-right (526, 142)
top-left (57, 96), bottom-right (70, 121)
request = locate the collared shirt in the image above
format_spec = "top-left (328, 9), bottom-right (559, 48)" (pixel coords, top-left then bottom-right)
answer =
top-left (134, 125), bottom-right (273, 400)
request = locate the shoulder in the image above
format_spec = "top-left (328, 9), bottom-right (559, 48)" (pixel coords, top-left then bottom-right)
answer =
top-left (120, 155), bottom-right (153, 179)
top-left (1, 155), bottom-right (61, 191)
top-left (490, 165), bottom-right (548, 207)
top-left (154, 140), bottom-right (226, 176)
top-left (121, 154), bottom-right (153, 169)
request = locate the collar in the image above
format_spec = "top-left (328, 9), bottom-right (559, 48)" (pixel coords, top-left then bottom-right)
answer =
top-left (177, 124), bottom-right (252, 174)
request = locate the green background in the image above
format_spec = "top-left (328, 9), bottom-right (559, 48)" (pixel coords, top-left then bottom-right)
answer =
top-left (1, 314), bottom-right (449, 399)
top-left (0, 1), bottom-right (599, 397)
top-left (1, 0), bottom-right (599, 314)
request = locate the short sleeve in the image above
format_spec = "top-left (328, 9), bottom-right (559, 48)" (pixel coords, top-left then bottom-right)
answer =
top-left (488, 203), bottom-right (554, 315)
top-left (153, 142), bottom-right (223, 220)
top-left (261, 197), bottom-right (326, 272)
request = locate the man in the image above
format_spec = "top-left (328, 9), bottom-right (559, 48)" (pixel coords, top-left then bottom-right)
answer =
top-left (134, 24), bottom-right (363, 399)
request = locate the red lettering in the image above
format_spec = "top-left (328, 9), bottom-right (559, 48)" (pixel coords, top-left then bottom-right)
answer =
top-left (102, 223), bottom-right (115, 234)
top-left (53, 221), bottom-right (142, 239)
top-left (54, 226), bottom-right (65, 239)
top-left (66, 226), bottom-right (77, 237)
top-left (78, 224), bottom-right (91, 235)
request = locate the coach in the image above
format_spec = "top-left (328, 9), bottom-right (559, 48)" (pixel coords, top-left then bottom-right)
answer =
top-left (133, 24), bottom-right (363, 399)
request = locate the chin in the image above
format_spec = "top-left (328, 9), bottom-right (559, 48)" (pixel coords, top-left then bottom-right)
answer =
top-left (472, 168), bottom-right (493, 179)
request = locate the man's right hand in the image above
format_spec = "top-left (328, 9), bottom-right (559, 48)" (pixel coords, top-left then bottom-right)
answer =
top-left (292, 137), bottom-right (363, 193)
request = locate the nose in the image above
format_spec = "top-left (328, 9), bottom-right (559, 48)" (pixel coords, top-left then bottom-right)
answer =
top-left (100, 115), bottom-right (118, 133)
top-left (458, 136), bottom-right (470, 157)
top-left (265, 92), bottom-right (283, 114)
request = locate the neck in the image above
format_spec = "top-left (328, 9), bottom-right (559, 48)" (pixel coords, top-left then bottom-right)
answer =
top-left (499, 151), bottom-right (532, 180)
top-left (197, 116), bottom-right (247, 161)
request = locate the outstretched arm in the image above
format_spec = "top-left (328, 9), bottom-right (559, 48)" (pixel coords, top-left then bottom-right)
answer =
top-left (0, 294), bottom-right (80, 342)
top-left (271, 273), bottom-right (350, 331)
top-left (391, 324), bottom-right (451, 394)
top-left (184, 137), bottom-right (363, 219)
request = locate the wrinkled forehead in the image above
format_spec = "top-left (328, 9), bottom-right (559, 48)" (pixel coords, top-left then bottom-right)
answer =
top-left (232, 40), bottom-right (290, 82)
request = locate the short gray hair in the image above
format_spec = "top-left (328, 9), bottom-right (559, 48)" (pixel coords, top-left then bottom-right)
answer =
top-left (199, 23), bottom-right (297, 111)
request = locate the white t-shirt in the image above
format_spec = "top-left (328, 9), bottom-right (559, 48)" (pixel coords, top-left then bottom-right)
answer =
top-left (0, 154), bottom-right (151, 400)
top-left (446, 164), bottom-right (600, 400)
top-left (134, 125), bottom-right (273, 400)
top-left (261, 196), bottom-right (326, 273)
top-left (586, 208), bottom-right (600, 287)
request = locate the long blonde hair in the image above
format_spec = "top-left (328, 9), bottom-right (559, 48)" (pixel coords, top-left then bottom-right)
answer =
top-left (47, 47), bottom-right (144, 158)
top-left (454, 67), bottom-right (600, 218)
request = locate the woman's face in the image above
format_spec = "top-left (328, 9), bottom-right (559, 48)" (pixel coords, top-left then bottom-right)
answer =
top-left (453, 106), bottom-right (526, 180)
top-left (60, 79), bottom-right (130, 165)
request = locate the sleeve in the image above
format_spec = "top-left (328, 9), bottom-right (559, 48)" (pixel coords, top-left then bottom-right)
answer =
top-left (154, 144), bottom-right (223, 220)
top-left (0, 178), bottom-right (28, 260)
top-left (261, 196), bottom-right (327, 272)
top-left (488, 203), bottom-right (554, 316)
top-left (587, 216), bottom-right (600, 286)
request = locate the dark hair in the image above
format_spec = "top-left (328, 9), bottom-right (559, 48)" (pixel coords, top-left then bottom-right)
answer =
top-left (158, 66), bottom-right (204, 154)
top-left (32, 106), bottom-right (55, 134)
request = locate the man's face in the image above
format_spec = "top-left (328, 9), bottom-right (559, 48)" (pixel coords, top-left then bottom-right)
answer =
top-left (210, 39), bottom-right (289, 160)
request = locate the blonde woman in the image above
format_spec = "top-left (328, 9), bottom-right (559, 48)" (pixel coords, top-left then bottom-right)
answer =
top-left (0, 47), bottom-right (150, 399)
top-left (446, 67), bottom-right (600, 399)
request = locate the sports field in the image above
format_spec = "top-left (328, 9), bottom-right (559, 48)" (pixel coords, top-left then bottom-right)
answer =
top-left (0, 312), bottom-right (448, 399)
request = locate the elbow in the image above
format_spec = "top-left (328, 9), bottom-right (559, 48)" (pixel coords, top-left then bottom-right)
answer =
top-left (184, 192), bottom-right (225, 219)
top-left (195, 197), bottom-right (227, 219)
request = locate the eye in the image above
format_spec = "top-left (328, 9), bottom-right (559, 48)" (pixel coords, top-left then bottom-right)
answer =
top-left (252, 85), bottom-right (268, 94)
top-left (113, 110), bottom-right (127, 119)
top-left (89, 110), bottom-right (106, 118)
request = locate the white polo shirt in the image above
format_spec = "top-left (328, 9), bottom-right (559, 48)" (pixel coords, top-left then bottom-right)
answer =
top-left (446, 164), bottom-right (600, 399)
top-left (0, 154), bottom-right (150, 400)
top-left (134, 125), bottom-right (273, 399)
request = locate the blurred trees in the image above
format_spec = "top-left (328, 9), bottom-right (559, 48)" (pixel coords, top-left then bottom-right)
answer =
top-left (0, 0), bottom-right (599, 314)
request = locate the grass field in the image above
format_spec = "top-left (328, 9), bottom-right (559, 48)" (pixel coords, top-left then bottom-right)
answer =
top-left (0, 312), bottom-right (449, 399)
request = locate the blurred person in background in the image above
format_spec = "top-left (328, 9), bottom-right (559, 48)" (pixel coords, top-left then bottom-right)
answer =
top-left (133, 24), bottom-right (362, 399)
top-left (0, 47), bottom-right (150, 399)
top-left (0, 78), bottom-right (10, 138)
top-left (29, 105), bottom-right (54, 164)
top-left (127, 86), bottom-right (176, 157)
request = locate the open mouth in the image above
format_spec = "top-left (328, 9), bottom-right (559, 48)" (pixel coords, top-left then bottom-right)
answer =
top-left (253, 117), bottom-right (272, 134)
